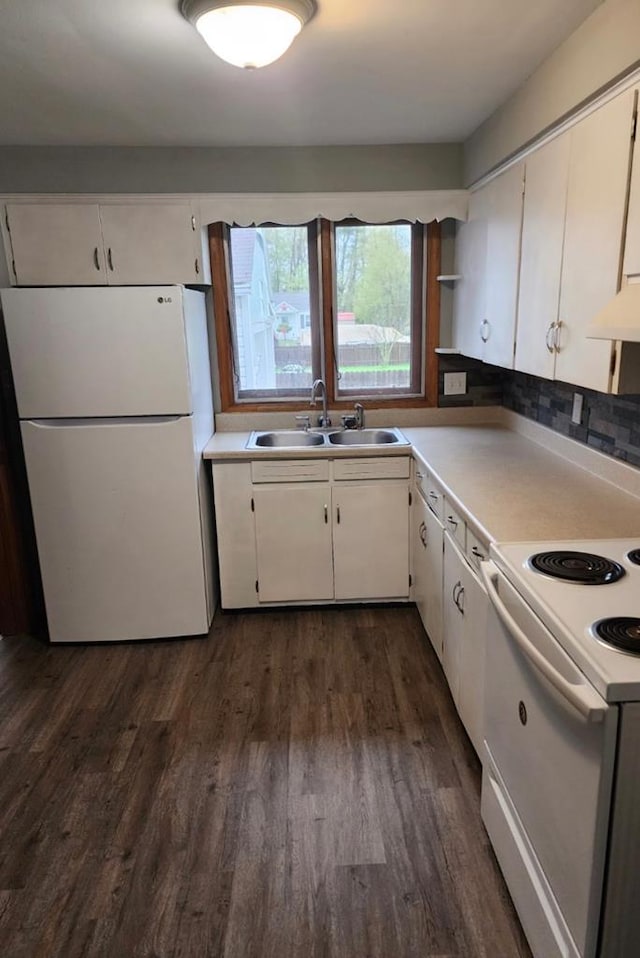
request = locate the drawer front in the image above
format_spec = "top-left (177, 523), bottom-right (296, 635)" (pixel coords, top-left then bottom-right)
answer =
top-left (443, 497), bottom-right (466, 551)
top-left (333, 457), bottom-right (410, 481)
top-left (423, 475), bottom-right (444, 520)
top-left (467, 528), bottom-right (489, 572)
top-left (251, 459), bottom-right (330, 483)
top-left (482, 752), bottom-right (581, 958)
top-left (413, 460), bottom-right (430, 500)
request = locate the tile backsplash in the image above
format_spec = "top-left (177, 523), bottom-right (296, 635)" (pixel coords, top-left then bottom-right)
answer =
top-left (502, 371), bottom-right (640, 468)
top-left (437, 355), bottom-right (640, 468)
top-left (437, 354), bottom-right (504, 407)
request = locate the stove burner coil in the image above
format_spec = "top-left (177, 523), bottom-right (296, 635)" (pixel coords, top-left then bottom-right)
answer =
top-left (529, 551), bottom-right (625, 585)
top-left (594, 618), bottom-right (640, 654)
top-left (627, 549), bottom-right (640, 567)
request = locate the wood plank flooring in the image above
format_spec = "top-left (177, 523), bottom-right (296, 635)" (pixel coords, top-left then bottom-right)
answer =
top-left (0, 606), bottom-right (532, 958)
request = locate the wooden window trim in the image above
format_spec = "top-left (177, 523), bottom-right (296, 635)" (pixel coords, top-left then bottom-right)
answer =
top-left (209, 219), bottom-right (441, 413)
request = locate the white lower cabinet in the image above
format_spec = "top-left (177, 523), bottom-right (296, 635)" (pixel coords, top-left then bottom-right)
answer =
top-left (443, 534), bottom-right (465, 699)
top-left (253, 483), bottom-right (334, 603)
top-left (333, 482), bottom-right (409, 600)
top-left (211, 457), bottom-right (411, 607)
top-left (443, 532), bottom-right (488, 757)
top-left (412, 490), bottom-right (444, 661)
top-left (457, 550), bottom-right (489, 757)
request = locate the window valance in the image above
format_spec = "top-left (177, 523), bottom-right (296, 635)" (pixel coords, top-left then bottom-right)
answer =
top-left (197, 190), bottom-right (467, 226)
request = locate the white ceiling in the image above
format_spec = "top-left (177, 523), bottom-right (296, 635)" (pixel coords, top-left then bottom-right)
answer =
top-left (0, 0), bottom-right (602, 147)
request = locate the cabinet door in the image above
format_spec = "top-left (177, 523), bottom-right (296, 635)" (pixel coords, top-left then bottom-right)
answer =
top-left (212, 462), bottom-right (259, 609)
top-left (515, 134), bottom-right (571, 378)
top-left (623, 95), bottom-right (640, 277)
top-left (99, 204), bottom-right (200, 285)
top-left (555, 89), bottom-right (636, 392)
top-left (333, 482), bottom-right (409, 600)
top-left (442, 533), bottom-right (465, 702)
top-left (412, 493), bottom-right (430, 630)
top-left (6, 204), bottom-right (106, 286)
top-left (452, 187), bottom-right (488, 360)
top-left (254, 484), bottom-right (333, 603)
top-left (482, 162), bottom-right (525, 368)
top-left (423, 500), bottom-right (444, 661)
top-left (457, 560), bottom-right (488, 758)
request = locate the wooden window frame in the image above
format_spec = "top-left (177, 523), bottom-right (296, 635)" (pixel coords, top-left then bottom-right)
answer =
top-left (209, 218), bottom-right (440, 413)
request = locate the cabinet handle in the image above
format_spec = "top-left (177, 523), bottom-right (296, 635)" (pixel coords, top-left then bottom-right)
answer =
top-left (554, 320), bottom-right (562, 353)
top-left (416, 471), bottom-right (423, 479)
top-left (545, 322), bottom-right (556, 353)
top-left (480, 319), bottom-right (490, 343)
top-left (324, 505), bottom-right (328, 524)
top-left (107, 248), bottom-right (114, 271)
top-left (93, 247), bottom-right (101, 271)
top-left (428, 491), bottom-right (439, 501)
top-left (420, 522), bottom-right (428, 548)
top-left (471, 546), bottom-right (485, 559)
top-left (457, 586), bottom-right (465, 615)
top-left (447, 515), bottom-right (458, 529)
top-left (453, 581), bottom-right (462, 605)
top-left (195, 258), bottom-right (200, 275)
top-left (336, 505), bottom-right (341, 525)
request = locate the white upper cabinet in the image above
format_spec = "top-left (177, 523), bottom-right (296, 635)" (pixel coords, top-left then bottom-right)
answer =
top-left (515, 133), bottom-right (571, 379)
top-left (453, 187), bottom-right (488, 361)
top-left (453, 163), bottom-right (524, 367)
top-left (623, 106), bottom-right (640, 277)
top-left (99, 205), bottom-right (204, 285)
top-left (482, 162), bottom-right (525, 368)
top-left (554, 88), bottom-right (636, 393)
top-left (6, 205), bottom-right (107, 286)
top-left (5, 202), bottom-right (206, 287)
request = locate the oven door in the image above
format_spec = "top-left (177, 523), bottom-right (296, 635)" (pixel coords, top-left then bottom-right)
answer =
top-left (480, 561), bottom-right (618, 958)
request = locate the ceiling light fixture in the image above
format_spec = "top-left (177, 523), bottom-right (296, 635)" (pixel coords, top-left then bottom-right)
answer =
top-left (181, 0), bottom-right (316, 69)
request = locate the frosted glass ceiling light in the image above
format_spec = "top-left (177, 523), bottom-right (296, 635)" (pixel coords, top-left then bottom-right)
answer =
top-left (181, 0), bottom-right (316, 69)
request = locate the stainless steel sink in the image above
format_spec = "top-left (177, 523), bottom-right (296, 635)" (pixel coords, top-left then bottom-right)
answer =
top-left (248, 430), bottom-right (325, 448)
top-left (327, 428), bottom-right (407, 445)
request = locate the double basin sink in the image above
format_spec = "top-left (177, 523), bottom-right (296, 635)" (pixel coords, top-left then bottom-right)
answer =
top-left (246, 427), bottom-right (409, 449)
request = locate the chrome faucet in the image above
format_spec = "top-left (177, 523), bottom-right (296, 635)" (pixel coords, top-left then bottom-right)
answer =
top-left (354, 403), bottom-right (365, 429)
top-left (310, 379), bottom-right (331, 427)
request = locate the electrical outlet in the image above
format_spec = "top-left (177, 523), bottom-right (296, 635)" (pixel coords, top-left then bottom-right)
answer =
top-left (443, 372), bottom-right (467, 396)
top-left (571, 392), bottom-right (584, 425)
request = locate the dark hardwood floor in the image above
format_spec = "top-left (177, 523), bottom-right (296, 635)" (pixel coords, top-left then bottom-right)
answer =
top-left (0, 606), bottom-right (531, 958)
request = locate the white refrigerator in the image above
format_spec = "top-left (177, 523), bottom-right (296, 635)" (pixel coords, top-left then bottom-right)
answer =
top-left (0, 285), bottom-right (217, 643)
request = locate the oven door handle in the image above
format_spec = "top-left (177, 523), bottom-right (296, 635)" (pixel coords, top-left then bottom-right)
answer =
top-left (481, 562), bottom-right (607, 724)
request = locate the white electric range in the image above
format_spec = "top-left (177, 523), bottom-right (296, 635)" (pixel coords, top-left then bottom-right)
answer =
top-left (480, 539), bottom-right (640, 958)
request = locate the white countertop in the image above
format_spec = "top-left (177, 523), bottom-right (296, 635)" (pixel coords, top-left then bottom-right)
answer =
top-left (403, 424), bottom-right (640, 544)
top-left (204, 414), bottom-right (640, 546)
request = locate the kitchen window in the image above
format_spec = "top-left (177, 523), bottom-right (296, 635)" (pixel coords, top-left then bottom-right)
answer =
top-left (209, 219), bottom-right (440, 411)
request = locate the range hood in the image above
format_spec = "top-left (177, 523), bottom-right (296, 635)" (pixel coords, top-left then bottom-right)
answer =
top-left (587, 277), bottom-right (640, 341)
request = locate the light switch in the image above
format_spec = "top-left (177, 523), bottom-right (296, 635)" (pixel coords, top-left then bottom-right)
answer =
top-left (444, 372), bottom-right (467, 395)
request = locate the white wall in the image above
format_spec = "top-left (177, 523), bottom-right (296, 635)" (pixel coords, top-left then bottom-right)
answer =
top-left (0, 143), bottom-right (463, 195)
top-left (465, 0), bottom-right (640, 184)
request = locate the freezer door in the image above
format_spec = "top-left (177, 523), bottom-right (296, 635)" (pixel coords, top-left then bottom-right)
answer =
top-left (1, 286), bottom-right (194, 418)
top-left (21, 416), bottom-right (210, 642)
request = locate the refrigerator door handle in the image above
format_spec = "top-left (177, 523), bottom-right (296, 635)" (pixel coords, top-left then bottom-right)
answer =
top-left (27, 415), bottom-right (184, 427)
